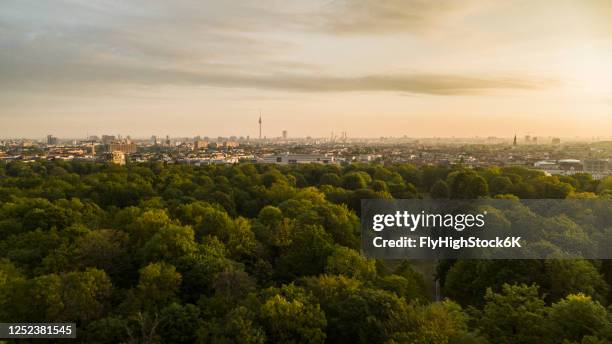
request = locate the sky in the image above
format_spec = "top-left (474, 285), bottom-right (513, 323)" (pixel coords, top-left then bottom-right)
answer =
top-left (1, 0), bottom-right (612, 139)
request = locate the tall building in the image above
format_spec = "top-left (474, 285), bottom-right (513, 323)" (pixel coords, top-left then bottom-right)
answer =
top-left (552, 137), bottom-right (561, 145)
top-left (282, 130), bottom-right (287, 139)
top-left (101, 135), bottom-right (116, 144)
top-left (108, 139), bottom-right (137, 154)
top-left (513, 134), bottom-right (517, 146)
top-left (46, 134), bottom-right (58, 145)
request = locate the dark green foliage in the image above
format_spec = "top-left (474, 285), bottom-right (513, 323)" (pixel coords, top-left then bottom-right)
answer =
top-left (448, 170), bottom-right (489, 198)
top-left (442, 260), bottom-right (608, 306)
top-left (430, 179), bottom-right (450, 199)
top-left (476, 284), bottom-right (549, 343)
top-left (158, 303), bottom-right (201, 344)
top-left (277, 225), bottom-right (335, 280)
top-left (258, 284), bottom-right (327, 343)
top-left (0, 160), bottom-right (609, 343)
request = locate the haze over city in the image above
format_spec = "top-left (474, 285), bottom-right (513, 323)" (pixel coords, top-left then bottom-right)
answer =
top-left (2, 0), bottom-right (612, 138)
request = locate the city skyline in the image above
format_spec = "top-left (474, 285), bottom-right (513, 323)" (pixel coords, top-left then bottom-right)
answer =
top-left (4, 129), bottom-right (612, 142)
top-left (2, 0), bottom-right (612, 138)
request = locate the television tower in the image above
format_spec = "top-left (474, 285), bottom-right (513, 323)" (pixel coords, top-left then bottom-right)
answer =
top-left (258, 112), bottom-right (262, 140)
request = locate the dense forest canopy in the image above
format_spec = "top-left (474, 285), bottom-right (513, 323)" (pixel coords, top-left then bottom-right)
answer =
top-left (0, 160), bottom-right (611, 343)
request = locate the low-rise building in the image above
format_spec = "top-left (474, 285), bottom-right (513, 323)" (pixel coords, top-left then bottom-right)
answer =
top-left (261, 153), bottom-right (335, 164)
top-left (110, 151), bottom-right (126, 165)
top-left (583, 159), bottom-right (609, 173)
top-left (108, 140), bottom-right (137, 154)
top-left (557, 159), bottom-right (583, 172)
top-left (194, 140), bottom-right (209, 150)
top-left (534, 160), bottom-right (559, 171)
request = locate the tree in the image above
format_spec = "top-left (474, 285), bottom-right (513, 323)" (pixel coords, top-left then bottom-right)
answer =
top-left (61, 268), bottom-right (113, 323)
top-left (543, 260), bottom-right (608, 304)
top-left (548, 294), bottom-right (610, 343)
top-left (539, 179), bottom-right (574, 199)
top-left (257, 205), bottom-right (283, 227)
top-left (430, 180), bottom-right (450, 199)
top-left (259, 284), bottom-right (327, 344)
top-left (397, 300), bottom-right (479, 344)
top-left (342, 172), bottom-right (370, 190)
top-left (125, 209), bottom-right (173, 247)
top-left (197, 306), bottom-right (266, 344)
top-left (448, 171), bottom-right (489, 199)
top-left (277, 225), bottom-right (334, 280)
top-left (224, 217), bottom-right (259, 259)
top-left (303, 275), bottom-right (413, 343)
top-left (158, 303), bottom-right (201, 344)
top-left (142, 224), bottom-right (198, 265)
top-left (174, 202), bottom-right (234, 240)
top-left (0, 268), bottom-right (112, 324)
top-left (319, 173), bottom-right (341, 187)
top-left (325, 246), bottom-right (376, 281)
top-left (376, 261), bottom-right (428, 301)
top-left (466, 176), bottom-right (489, 198)
top-left (136, 262), bottom-right (182, 311)
top-left (0, 228), bottom-right (64, 273)
top-left (302, 202), bottom-right (359, 248)
top-left (347, 188), bottom-right (391, 215)
top-left (371, 180), bottom-right (389, 192)
top-left (0, 258), bottom-right (21, 290)
top-left (442, 260), bottom-right (546, 306)
top-left (83, 316), bottom-right (128, 344)
top-left (477, 284), bottom-right (548, 344)
top-left (180, 237), bottom-right (234, 301)
top-left (74, 229), bottom-right (132, 284)
top-left (490, 176), bottom-right (513, 195)
top-left (596, 176), bottom-right (612, 194)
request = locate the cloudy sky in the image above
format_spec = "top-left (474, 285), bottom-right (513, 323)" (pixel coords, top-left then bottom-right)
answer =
top-left (1, 0), bottom-right (612, 138)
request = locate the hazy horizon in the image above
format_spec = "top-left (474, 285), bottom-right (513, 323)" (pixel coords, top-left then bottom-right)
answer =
top-left (2, 0), bottom-right (612, 138)
top-left (3, 133), bottom-right (612, 142)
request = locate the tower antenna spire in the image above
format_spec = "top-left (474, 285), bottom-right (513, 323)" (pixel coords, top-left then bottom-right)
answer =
top-left (258, 110), bottom-right (262, 140)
